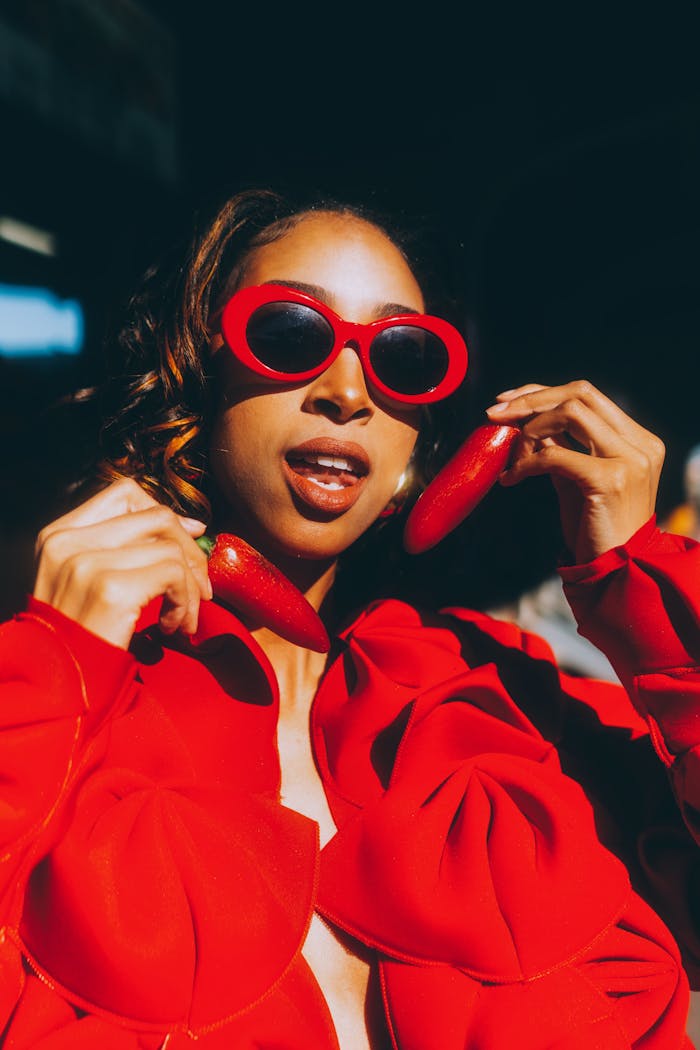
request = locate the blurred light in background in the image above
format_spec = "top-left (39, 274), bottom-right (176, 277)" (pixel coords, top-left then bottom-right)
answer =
top-left (0, 284), bottom-right (84, 357)
top-left (0, 216), bottom-right (57, 257)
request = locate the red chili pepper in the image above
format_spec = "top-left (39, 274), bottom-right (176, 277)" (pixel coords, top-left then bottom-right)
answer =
top-left (403, 423), bottom-right (520, 554)
top-left (196, 533), bottom-right (330, 652)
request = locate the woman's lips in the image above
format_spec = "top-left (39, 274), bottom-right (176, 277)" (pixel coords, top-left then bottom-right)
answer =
top-left (283, 438), bottom-right (370, 514)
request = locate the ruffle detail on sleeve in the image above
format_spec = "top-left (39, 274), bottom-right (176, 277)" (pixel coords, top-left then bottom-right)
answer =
top-left (0, 969), bottom-right (143, 1048)
top-left (379, 893), bottom-right (690, 1049)
top-left (0, 956), bottom-right (340, 1050)
top-left (17, 775), bottom-right (319, 1034)
top-left (559, 520), bottom-right (700, 823)
top-left (0, 603), bottom-right (137, 865)
top-left (633, 670), bottom-right (700, 761)
top-left (560, 518), bottom-right (700, 676)
top-left (22, 597), bottom-right (138, 720)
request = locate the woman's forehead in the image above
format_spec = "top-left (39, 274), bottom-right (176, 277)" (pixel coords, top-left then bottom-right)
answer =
top-left (241, 212), bottom-right (425, 315)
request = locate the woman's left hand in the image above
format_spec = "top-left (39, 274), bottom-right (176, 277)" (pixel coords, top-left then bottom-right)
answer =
top-left (485, 380), bottom-right (665, 563)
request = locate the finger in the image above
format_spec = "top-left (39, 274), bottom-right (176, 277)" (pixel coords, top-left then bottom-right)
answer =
top-left (36, 479), bottom-right (158, 558)
top-left (179, 517), bottom-right (209, 536)
top-left (494, 383), bottom-right (548, 401)
top-left (78, 506), bottom-right (211, 597)
top-left (499, 443), bottom-right (622, 489)
top-left (517, 400), bottom-right (633, 459)
top-left (51, 478), bottom-right (160, 530)
top-left (487, 380), bottom-right (654, 446)
top-left (155, 559), bottom-right (202, 636)
top-left (515, 429), bottom-right (578, 465)
top-left (38, 506), bottom-right (212, 601)
top-left (40, 477), bottom-right (205, 539)
top-left (54, 542), bottom-right (201, 636)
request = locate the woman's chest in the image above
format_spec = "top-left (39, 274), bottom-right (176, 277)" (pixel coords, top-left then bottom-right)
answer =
top-left (277, 717), bottom-right (375, 1050)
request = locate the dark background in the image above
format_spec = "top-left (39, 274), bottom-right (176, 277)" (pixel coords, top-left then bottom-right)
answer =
top-left (1, 2), bottom-right (699, 618)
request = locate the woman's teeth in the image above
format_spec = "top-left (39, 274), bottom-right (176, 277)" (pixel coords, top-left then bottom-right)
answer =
top-left (306, 455), bottom-right (354, 471)
top-left (287, 452), bottom-right (363, 488)
top-left (308, 478), bottom-right (345, 490)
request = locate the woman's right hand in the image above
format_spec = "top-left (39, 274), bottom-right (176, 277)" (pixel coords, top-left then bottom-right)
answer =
top-left (33, 479), bottom-right (213, 650)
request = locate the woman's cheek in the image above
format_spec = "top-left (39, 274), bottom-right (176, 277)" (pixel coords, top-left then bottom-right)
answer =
top-left (208, 413), bottom-right (269, 511)
top-left (366, 432), bottom-right (418, 517)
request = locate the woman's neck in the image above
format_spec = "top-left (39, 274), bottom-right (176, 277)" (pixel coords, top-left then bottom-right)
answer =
top-left (251, 557), bottom-right (337, 720)
top-left (208, 511), bottom-right (340, 715)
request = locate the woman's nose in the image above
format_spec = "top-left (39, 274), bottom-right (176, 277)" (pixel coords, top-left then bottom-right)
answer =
top-left (302, 344), bottom-right (373, 423)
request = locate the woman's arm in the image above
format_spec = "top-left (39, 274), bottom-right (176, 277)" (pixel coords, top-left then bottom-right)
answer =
top-left (487, 382), bottom-right (700, 817)
top-left (0, 480), bottom-right (210, 898)
top-left (559, 522), bottom-right (700, 815)
top-left (0, 599), bottom-right (138, 909)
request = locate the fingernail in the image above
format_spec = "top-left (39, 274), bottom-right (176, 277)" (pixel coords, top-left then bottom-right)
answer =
top-left (486, 402), bottom-right (509, 414)
top-left (496, 389), bottom-right (517, 398)
top-left (181, 517), bottom-right (207, 532)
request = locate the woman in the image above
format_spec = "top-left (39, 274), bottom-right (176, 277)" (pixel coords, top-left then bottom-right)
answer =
top-left (1, 187), bottom-right (699, 1048)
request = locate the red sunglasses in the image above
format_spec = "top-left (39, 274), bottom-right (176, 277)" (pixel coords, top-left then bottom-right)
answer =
top-left (219, 284), bottom-right (468, 405)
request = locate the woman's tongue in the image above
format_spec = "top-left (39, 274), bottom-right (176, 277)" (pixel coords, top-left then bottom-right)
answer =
top-left (287, 456), bottom-right (358, 489)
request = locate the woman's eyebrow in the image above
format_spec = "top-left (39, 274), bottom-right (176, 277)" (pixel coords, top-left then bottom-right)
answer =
top-left (261, 280), bottom-right (421, 319)
top-left (261, 279), bottom-right (333, 303)
top-left (375, 301), bottom-right (421, 319)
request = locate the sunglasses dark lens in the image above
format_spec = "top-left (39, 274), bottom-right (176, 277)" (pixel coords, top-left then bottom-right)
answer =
top-left (246, 302), bottom-right (334, 374)
top-left (369, 326), bottom-right (450, 396)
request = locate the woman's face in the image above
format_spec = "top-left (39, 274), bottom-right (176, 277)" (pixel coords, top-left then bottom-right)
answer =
top-left (209, 211), bottom-right (424, 561)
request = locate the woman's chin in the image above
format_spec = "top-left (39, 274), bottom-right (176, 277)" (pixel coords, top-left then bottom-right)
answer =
top-left (212, 491), bottom-right (386, 566)
top-left (264, 529), bottom-right (362, 564)
top-left (256, 512), bottom-right (382, 566)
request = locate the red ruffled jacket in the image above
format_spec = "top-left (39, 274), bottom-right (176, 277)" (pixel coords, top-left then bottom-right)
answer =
top-left (1, 517), bottom-right (699, 1048)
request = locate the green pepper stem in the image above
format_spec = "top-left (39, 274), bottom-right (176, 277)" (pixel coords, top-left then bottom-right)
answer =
top-left (195, 534), bottom-right (216, 558)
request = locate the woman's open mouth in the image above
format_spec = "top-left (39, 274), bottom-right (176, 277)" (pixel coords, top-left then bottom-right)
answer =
top-left (283, 439), bottom-right (370, 514)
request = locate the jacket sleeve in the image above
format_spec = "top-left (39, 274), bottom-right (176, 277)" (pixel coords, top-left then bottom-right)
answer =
top-left (560, 517), bottom-right (700, 827)
top-left (0, 597), bottom-right (138, 910)
top-left (559, 517), bottom-right (700, 987)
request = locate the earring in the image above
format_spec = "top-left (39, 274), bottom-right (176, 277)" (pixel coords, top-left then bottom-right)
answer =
top-left (379, 469), bottom-right (413, 518)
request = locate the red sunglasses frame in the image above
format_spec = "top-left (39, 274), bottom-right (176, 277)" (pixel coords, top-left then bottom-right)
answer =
top-left (219, 283), bottom-right (468, 405)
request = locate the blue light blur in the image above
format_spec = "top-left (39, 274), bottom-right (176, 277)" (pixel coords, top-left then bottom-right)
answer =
top-left (0, 284), bottom-right (84, 358)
